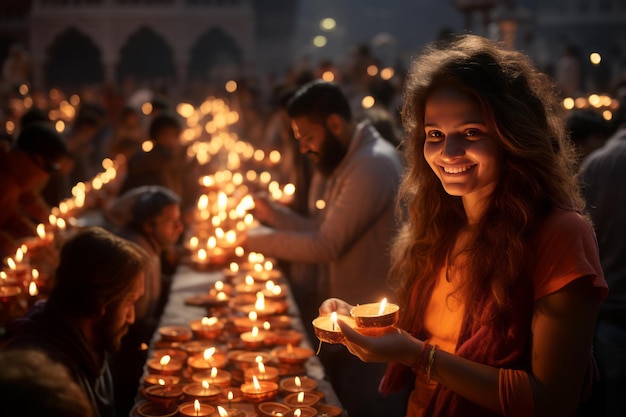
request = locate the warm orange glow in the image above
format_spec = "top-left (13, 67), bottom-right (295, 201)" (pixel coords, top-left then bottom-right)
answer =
top-left (203, 347), bottom-right (216, 361)
top-left (255, 292), bottom-right (266, 311)
top-left (245, 275), bottom-right (255, 286)
top-left (248, 311), bottom-right (258, 321)
top-left (211, 367), bottom-right (218, 378)
top-left (258, 361), bottom-right (266, 374)
top-left (287, 344), bottom-right (294, 354)
top-left (194, 399), bottom-right (201, 413)
top-left (158, 379), bottom-right (165, 385)
top-left (215, 281), bottom-right (224, 291)
top-left (251, 326), bottom-right (259, 338)
top-left (29, 281), bottom-right (38, 297)
top-left (160, 355), bottom-right (171, 366)
top-left (37, 223), bottom-right (46, 239)
top-left (295, 376), bottom-right (302, 388)
top-left (297, 391), bottom-right (305, 403)
top-left (252, 375), bottom-right (261, 390)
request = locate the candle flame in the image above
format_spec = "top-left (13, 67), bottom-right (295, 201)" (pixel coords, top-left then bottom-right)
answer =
top-left (227, 390), bottom-right (234, 400)
top-left (272, 285), bottom-right (282, 296)
top-left (217, 405), bottom-right (229, 417)
top-left (255, 292), bottom-right (265, 310)
top-left (158, 379), bottom-right (165, 385)
top-left (189, 236), bottom-right (199, 249)
top-left (248, 311), bottom-right (258, 321)
top-left (263, 261), bottom-right (273, 271)
top-left (217, 291), bottom-right (227, 300)
top-left (245, 275), bottom-right (254, 286)
top-left (251, 326), bottom-right (259, 337)
top-left (258, 361), bottom-right (266, 374)
top-left (57, 218), bottom-right (66, 230)
top-left (378, 298), bottom-right (388, 315)
top-left (202, 316), bottom-right (218, 326)
top-left (0, 271), bottom-right (6, 280)
top-left (15, 248), bottom-right (23, 263)
top-left (294, 408), bottom-right (302, 417)
top-left (203, 347), bottom-right (216, 361)
top-left (252, 375), bottom-right (261, 390)
top-left (265, 280), bottom-right (275, 290)
top-left (197, 194), bottom-right (209, 210)
top-left (263, 321), bottom-right (271, 330)
top-left (198, 248), bottom-right (207, 261)
top-left (29, 281), bottom-right (38, 296)
top-left (37, 223), bottom-right (46, 239)
top-left (202, 380), bottom-right (210, 390)
top-left (229, 262), bottom-right (239, 273)
top-left (331, 312), bottom-right (338, 331)
top-left (194, 399), bottom-right (201, 413)
top-left (31, 269), bottom-right (39, 280)
top-left (297, 391), bottom-right (305, 403)
top-left (295, 376), bottom-right (302, 387)
top-left (160, 355), bottom-right (171, 366)
top-left (7, 258), bottom-right (16, 270)
top-left (211, 367), bottom-right (218, 378)
top-left (20, 244), bottom-right (27, 255)
top-left (215, 280), bottom-right (224, 291)
top-left (287, 343), bottom-right (294, 354)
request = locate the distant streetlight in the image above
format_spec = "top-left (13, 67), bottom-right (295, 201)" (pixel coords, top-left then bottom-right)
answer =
top-left (320, 18), bottom-right (336, 31)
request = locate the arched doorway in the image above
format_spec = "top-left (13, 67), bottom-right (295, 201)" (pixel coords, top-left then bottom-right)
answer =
top-left (116, 26), bottom-right (176, 89)
top-left (188, 28), bottom-right (242, 86)
top-left (45, 27), bottom-right (103, 91)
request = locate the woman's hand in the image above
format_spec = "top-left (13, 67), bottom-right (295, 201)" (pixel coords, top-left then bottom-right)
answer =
top-left (319, 298), bottom-right (354, 316)
top-left (337, 320), bottom-right (420, 367)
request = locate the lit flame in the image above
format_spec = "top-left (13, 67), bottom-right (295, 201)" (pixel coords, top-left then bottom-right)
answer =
top-left (29, 281), bottom-right (38, 296)
top-left (217, 405), bottom-right (229, 417)
top-left (252, 375), bottom-right (261, 390)
top-left (331, 312), bottom-right (338, 330)
top-left (251, 326), bottom-right (259, 338)
top-left (264, 261), bottom-right (273, 271)
top-left (255, 292), bottom-right (265, 311)
top-left (272, 286), bottom-right (282, 296)
top-left (158, 379), bottom-right (165, 385)
top-left (227, 390), bottom-right (234, 401)
top-left (31, 269), bottom-right (39, 280)
top-left (378, 298), bottom-right (388, 315)
top-left (217, 291), bottom-right (227, 300)
top-left (7, 258), bottom-right (16, 270)
top-left (202, 317), bottom-right (218, 327)
top-left (215, 280), bottom-right (224, 291)
top-left (258, 361), bottom-right (266, 374)
top-left (265, 280), bottom-right (275, 291)
top-left (15, 248), bottom-right (23, 263)
top-left (202, 380), bottom-right (210, 390)
top-left (211, 367), bottom-right (218, 378)
top-left (198, 248), bottom-right (207, 261)
top-left (295, 376), bottom-right (302, 388)
top-left (263, 321), bottom-right (271, 330)
top-left (37, 223), bottom-right (46, 239)
top-left (229, 262), bottom-right (239, 273)
top-left (248, 311), bottom-right (258, 321)
top-left (160, 355), bottom-right (171, 366)
top-left (245, 275), bottom-right (254, 286)
top-left (203, 347), bottom-right (216, 361)
top-left (0, 271), bottom-right (6, 281)
top-left (294, 408), bottom-right (302, 417)
top-left (297, 391), bottom-right (305, 403)
top-left (194, 399), bottom-right (201, 413)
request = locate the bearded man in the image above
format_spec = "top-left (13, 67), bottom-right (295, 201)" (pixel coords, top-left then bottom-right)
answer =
top-left (244, 80), bottom-right (405, 417)
top-left (4, 227), bottom-right (145, 417)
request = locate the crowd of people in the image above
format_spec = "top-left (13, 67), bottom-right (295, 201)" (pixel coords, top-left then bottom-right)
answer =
top-left (0, 32), bottom-right (625, 417)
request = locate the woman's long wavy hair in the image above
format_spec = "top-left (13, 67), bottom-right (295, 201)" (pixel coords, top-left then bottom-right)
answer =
top-left (391, 35), bottom-right (585, 325)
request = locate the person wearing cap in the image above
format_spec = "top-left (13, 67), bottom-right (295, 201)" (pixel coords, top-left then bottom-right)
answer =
top-left (0, 122), bottom-right (69, 257)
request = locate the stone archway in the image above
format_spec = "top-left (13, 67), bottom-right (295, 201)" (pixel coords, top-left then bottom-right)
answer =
top-left (45, 27), bottom-right (103, 91)
top-left (116, 26), bottom-right (176, 87)
top-left (188, 27), bottom-right (242, 85)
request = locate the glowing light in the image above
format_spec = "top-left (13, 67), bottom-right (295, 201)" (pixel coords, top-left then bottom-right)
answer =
top-left (313, 35), bottom-right (327, 47)
top-left (225, 80), bottom-right (238, 93)
top-left (603, 110), bottom-right (613, 121)
top-left (361, 96), bottom-right (375, 109)
top-left (5, 120), bottom-right (14, 134)
top-left (204, 347), bottom-right (216, 362)
top-left (380, 67), bottom-right (395, 80)
top-left (320, 17), bottom-right (336, 31)
top-left (160, 355), bottom-right (171, 366)
top-left (378, 298), bottom-right (388, 315)
top-left (142, 140), bottom-right (154, 152)
top-left (29, 281), bottom-right (38, 296)
top-left (218, 405), bottom-right (229, 417)
top-left (176, 102), bottom-right (195, 118)
top-left (590, 52), bottom-right (602, 65)
top-left (141, 102), bottom-right (153, 115)
top-left (563, 97), bottom-right (575, 110)
top-left (19, 83), bottom-right (29, 95)
top-left (367, 65), bottom-right (378, 76)
top-left (253, 375), bottom-right (261, 390)
top-left (322, 71), bottom-right (335, 81)
top-left (55, 120), bottom-right (65, 133)
top-left (194, 400), bottom-right (201, 414)
top-left (315, 199), bottom-right (326, 210)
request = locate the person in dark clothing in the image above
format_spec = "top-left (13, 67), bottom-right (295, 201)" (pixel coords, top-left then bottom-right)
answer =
top-left (3, 227), bottom-right (145, 417)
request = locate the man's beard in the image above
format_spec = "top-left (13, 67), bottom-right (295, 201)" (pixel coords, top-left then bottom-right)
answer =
top-left (95, 311), bottom-right (129, 353)
top-left (310, 127), bottom-right (347, 177)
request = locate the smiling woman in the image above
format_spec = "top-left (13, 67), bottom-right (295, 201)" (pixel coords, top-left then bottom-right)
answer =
top-left (318, 34), bottom-right (608, 417)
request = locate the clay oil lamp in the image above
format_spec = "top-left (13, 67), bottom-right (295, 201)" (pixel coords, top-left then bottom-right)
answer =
top-left (275, 344), bottom-right (314, 366)
top-left (350, 298), bottom-right (399, 328)
top-left (135, 402), bottom-right (178, 417)
top-left (191, 367), bottom-right (232, 390)
top-left (178, 400), bottom-right (214, 417)
top-left (257, 402), bottom-right (292, 417)
top-left (216, 404), bottom-right (246, 417)
top-left (284, 391), bottom-right (320, 408)
top-left (243, 360), bottom-right (280, 384)
top-left (158, 325), bottom-right (192, 343)
top-left (312, 312), bottom-right (356, 344)
top-left (143, 378), bottom-right (184, 404)
top-left (240, 375), bottom-right (278, 403)
top-left (190, 316), bottom-right (224, 340)
top-left (283, 407), bottom-right (318, 417)
top-left (147, 355), bottom-right (183, 376)
top-left (279, 376), bottom-right (318, 394)
top-left (182, 380), bottom-right (222, 403)
top-left (188, 347), bottom-right (228, 373)
top-left (240, 326), bottom-right (267, 350)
